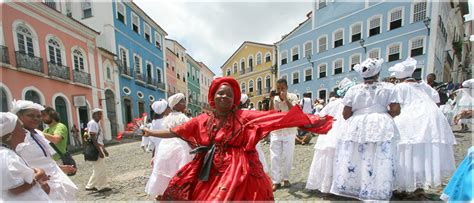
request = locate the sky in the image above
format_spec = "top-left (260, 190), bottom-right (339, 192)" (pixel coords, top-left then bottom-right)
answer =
top-left (134, 0), bottom-right (313, 76)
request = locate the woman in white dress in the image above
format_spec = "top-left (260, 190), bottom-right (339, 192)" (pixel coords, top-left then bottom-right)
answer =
top-left (389, 58), bottom-right (456, 193)
top-left (453, 79), bottom-right (474, 131)
top-left (149, 93), bottom-right (195, 198)
top-left (1, 112), bottom-right (51, 202)
top-left (12, 100), bottom-right (78, 201)
top-left (329, 58), bottom-right (401, 200)
top-left (306, 77), bottom-right (355, 193)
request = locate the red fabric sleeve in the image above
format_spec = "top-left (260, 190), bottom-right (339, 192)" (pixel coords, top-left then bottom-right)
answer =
top-left (170, 115), bottom-right (206, 146)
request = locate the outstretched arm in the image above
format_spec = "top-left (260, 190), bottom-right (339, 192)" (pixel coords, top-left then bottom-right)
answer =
top-left (143, 128), bottom-right (176, 139)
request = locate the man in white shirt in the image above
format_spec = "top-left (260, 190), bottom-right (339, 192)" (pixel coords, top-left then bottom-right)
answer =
top-left (268, 79), bottom-right (299, 191)
top-left (85, 108), bottom-right (110, 192)
top-left (299, 92), bottom-right (313, 114)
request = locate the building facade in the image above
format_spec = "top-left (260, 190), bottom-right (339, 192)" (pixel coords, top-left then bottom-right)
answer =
top-left (165, 38), bottom-right (188, 97)
top-left (1, 2), bottom-right (101, 143)
top-left (186, 53), bottom-right (201, 116)
top-left (277, 0), bottom-right (470, 102)
top-left (198, 62), bottom-right (215, 112)
top-left (220, 41), bottom-right (276, 110)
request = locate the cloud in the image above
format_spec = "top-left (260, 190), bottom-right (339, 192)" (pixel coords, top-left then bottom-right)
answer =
top-left (134, 0), bottom-right (312, 75)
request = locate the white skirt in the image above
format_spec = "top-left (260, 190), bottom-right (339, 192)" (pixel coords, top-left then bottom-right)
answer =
top-left (330, 140), bottom-right (396, 200)
top-left (306, 147), bottom-right (336, 193)
top-left (256, 142), bottom-right (269, 173)
top-left (395, 143), bottom-right (456, 192)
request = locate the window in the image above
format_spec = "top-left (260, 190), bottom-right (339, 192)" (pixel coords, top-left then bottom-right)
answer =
top-left (81, 0), bottom-right (92, 18)
top-left (156, 69), bottom-right (162, 83)
top-left (318, 0), bottom-right (326, 9)
top-left (256, 78), bottom-right (262, 94)
top-left (45, 0), bottom-right (57, 10)
top-left (369, 16), bottom-right (381, 36)
top-left (304, 68), bottom-right (312, 81)
top-left (146, 63), bottom-right (152, 79)
top-left (47, 38), bottom-right (62, 64)
top-left (265, 52), bottom-right (271, 62)
top-left (16, 25), bottom-right (34, 56)
top-left (318, 89), bottom-right (327, 102)
top-left (144, 23), bottom-right (151, 42)
top-left (106, 66), bottom-right (111, 79)
top-left (304, 41), bottom-right (312, 58)
top-left (281, 51), bottom-right (288, 65)
top-left (240, 58), bottom-right (245, 74)
top-left (241, 82), bottom-right (246, 94)
top-left (134, 55), bottom-right (141, 74)
top-left (318, 36), bottom-right (327, 53)
top-left (226, 68), bottom-right (231, 76)
top-left (318, 64), bottom-right (327, 78)
top-left (333, 29), bottom-right (344, 48)
top-left (155, 32), bottom-right (162, 49)
top-left (334, 59), bottom-right (343, 75)
top-left (265, 75), bottom-right (271, 92)
top-left (292, 71), bottom-right (299, 84)
top-left (116, 2), bottom-right (125, 23)
top-left (25, 90), bottom-right (41, 104)
top-left (65, 1), bottom-right (72, 17)
top-left (413, 1), bottom-right (427, 23)
top-left (388, 43), bottom-right (401, 62)
top-left (389, 8), bottom-right (403, 30)
top-left (233, 63), bottom-right (238, 74)
top-left (291, 46), bottom-right (299, 61)
top-left (249, 80), bottom-right (254, 92)
top-left (73, 49), bottom-right (85, 71)
top-left (351, 23), bottom-right (362, 42)
top-left (120, 47), bottom-right (128, 68)
top-left (256, 52), bottom-right (262, 65)
top-left (131, 12), bottom-right (140, 34)
top-left (248, 55), bottom-right (253, 70)
top-left (350, 54), bottom-right (361, 71)
top-left (368, 48), bottom-right (380, 59)
top-left (410, 37), bottom-right (424, 56)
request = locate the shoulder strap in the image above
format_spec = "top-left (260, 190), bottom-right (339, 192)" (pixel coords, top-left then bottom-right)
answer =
top-left (49, 143), bottom-right (64, 156)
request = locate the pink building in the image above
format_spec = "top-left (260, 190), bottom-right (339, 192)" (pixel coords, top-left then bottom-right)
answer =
top-left (0, 2), bottom-right (103, 144)
top-left (165, 39), bottom-right (187, 97)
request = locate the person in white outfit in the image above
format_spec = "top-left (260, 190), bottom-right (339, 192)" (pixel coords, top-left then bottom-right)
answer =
top-left (306, 77), bottom-right (355, 193)
top-left (11, 100), bottom-right (78, 200)
top-left (388, 57), bottom-right (456, 195)
top-left (299, 92), bottom-right (313, 114)
top-left (329, 58), bottom-right (401, 200)
top-left (453, 79), bottom-right (474, 131)
top-left (1, 112), bottom-right (51, 202)
top-left (85, 108), bottom-right (110, 192)
top-left (145, 99), bottom-right (170, 198)
top-left (148, 93), bottom-right (195, 198)
top-left (268, 78), bottom-right (299, 191)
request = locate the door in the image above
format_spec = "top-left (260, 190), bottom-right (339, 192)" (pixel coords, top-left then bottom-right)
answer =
top-left (78, 104), bottom-right (89, 137)
top-left (124, 98), bottom-right (132, 124)
top-left (105, 90), bottom-right (118, 137)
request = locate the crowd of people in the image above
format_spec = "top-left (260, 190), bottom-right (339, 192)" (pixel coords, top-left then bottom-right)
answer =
top-left (1, 57), bottom-right (472, 201)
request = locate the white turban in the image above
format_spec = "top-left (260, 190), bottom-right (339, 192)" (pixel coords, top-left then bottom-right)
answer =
top-left (0, 112), bottom-right (18, 137)
top-left (11, 100), bottom-right (45, 114)
top-left (240, 94), bottom-right (249, 104)
top-left (462, 79), bottom-right (474, 89)
top-left (168, 93), bottom-right (186, 110)
top-left (151, 99), bottom-right (168, 115)
top-left (388, 57), bottom-right (417, 79)
top-left (338, 77), bottom-right (353, 90)
top-left (353, 58), bottom-right (384, 78)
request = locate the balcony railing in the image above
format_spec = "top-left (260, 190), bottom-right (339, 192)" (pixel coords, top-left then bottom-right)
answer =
top-left (1, 46), bottom-right (9, 64)
top-left (247, 67), bottom-right (253, 73)
top-left (156, 82), bottom-right (165, 90)
top-left (135, 71), bottom-right (144, 81)
top-left (15, 51), bottom-right (43, 73)
top-left (73, 70), bottom-right (91, 85)
top-left (257, 89), bottom-right (262, 95)
top-left (118, 62), bottom-right (132, 77)
top-left (48, 62), bottom-right (70, 80)
top-left (240, 70), bottom-right (245, 75)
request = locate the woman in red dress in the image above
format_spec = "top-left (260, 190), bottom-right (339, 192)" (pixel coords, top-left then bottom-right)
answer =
top-left (143, 77), bottom-right (332, 201)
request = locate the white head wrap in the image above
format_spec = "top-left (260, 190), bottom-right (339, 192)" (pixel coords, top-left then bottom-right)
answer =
top-left (337, 77), bottom-right (355, 97)
top-left (92, 108), bottom-right (103, 114)
top-left (388, 57), bottom-right (417, 79)
top-left (151, 99), bottom-right (168, 114)
top-left (168, 93), bottom-right (186, 110)
top-left (11, 100), bottom-right (45, 114)
top-left (353, 58), bottom-right (384, 78)
top-left (240, 94), bottom-right (249, 104)
top-left (0, 112), bottom-right (19, 137)
top-left (462, 79), bottom-right (474, 89)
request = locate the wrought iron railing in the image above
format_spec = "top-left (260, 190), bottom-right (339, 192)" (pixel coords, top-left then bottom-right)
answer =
top-left (73, 70), bottom-right (91, 85)
top-left (15, 51), bottom-right (43, 73)
top-left (118, 62), bottom-right (132, 77)
top-left (48, 62), bottom-right (70, 80)
top-left (1, 46), bottom-right (9, 64)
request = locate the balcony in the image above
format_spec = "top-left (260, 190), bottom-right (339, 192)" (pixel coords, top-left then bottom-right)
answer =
top-left (156, 82), bottom-right (165, 90)
top-left (135, 71), bottom-right (146, 86)
top-left (15, 51), bottom-right (43, 73)
top-left (48, 62), bottom-right (70, 80)
top-left (240, 69), bottom-right (245, 75)
top-left (247, 66), bottom-right (253, 73)
top-left (118, 63), bottom-right (132, 77)
top-left (73, 70), bottom-right (91, 85)
top-left (1, 46), bottom-right (9, 64)
top-left (257, 89), bottom-right (262, 95)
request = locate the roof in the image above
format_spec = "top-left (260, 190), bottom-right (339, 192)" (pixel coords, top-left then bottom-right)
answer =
top-left (98, 47), bottom-right (116, 56)
top-left (219, 41), bottom-right (274, 70)
top-left (165, 38), bottom-right (186, 51)
top-left (186, 53), bottom-right (201, 68)
top-left (198, 62), bottom-right (215, 76)
top-left (275, 16), bottom-right (311, 45)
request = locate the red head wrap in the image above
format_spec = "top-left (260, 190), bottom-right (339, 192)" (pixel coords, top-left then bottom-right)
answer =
top-left (208, 77), bottom-right (241, 109)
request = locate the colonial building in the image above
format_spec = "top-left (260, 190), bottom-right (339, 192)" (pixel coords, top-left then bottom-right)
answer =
top-left (220, 41), bottom-right (276, 110)
top-left (277, 0), bottom-right (470, 102)
top-left (165, 38), bottom-right (188, 97)
top-left (186, 53), bottom-right (201, 116)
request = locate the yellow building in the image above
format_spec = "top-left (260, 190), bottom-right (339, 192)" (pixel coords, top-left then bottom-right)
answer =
top-left (220, 41), bottom-right (276, 110)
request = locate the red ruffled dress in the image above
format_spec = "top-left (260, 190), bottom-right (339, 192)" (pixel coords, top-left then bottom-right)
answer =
top-left (161, 106), bottom-right (332, 201)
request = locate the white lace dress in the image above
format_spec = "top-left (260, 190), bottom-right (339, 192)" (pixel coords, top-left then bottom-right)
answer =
top-left (330, 82), bottom-right (398, 200)
top-left (144, 118), bottom-right (164, 195)
top-left (146, 112), bottom-right (195, 196)
top-left (306, 98), bottom-right (345, 192)
top-left (394, 82), bottom-right (456, 192)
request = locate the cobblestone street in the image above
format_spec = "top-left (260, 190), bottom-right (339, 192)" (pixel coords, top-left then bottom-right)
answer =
top-left (70, 130), bottom-right (472, 201)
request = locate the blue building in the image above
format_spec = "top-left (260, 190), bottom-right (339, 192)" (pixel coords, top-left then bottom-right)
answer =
top-left (276, 0), bottom-right (469, 102)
